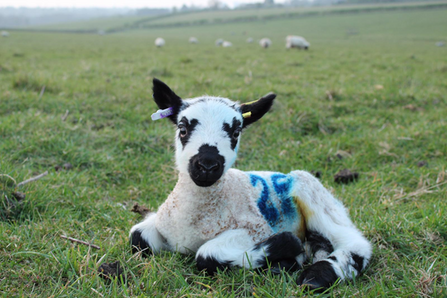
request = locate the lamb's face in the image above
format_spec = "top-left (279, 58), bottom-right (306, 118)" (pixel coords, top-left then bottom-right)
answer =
top-left (151, 78), bottom-right (276, 188)
top-left (175, 98), bottom-right (243, 187)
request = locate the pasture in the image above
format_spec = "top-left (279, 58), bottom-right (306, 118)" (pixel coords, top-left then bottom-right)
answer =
top-left (1, 6), bottom-right (447, 297)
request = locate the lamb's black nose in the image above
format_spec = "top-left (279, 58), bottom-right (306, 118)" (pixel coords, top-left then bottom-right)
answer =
top-left (197, 159), bottom-right (220, 173)
top-left (188, 145), bottom-right (225, 187)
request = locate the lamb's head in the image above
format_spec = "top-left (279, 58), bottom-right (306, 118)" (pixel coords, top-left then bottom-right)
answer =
top-left (152, 78), bottom-right (276, 187)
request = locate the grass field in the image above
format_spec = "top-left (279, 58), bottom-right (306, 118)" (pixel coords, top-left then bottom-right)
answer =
top-left (1, 6), bottom-right (447, 297)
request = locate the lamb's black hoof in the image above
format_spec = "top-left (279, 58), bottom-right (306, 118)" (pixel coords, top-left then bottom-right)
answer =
top-left (256, 231), bottom-right (304, 263)
top-left (296, 261), bottom-right (338, 292)
top-left (196, 255), bottom-right (230, 275)
top-left (130, 230), bottom-right (152, 257)
top-left (253, 232), bottom-right (304, 275)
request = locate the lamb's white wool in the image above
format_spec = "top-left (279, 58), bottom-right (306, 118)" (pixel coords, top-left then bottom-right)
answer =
top-left (2, 31), bottom-right (9, 37)
top-left (195, 229), bottom-right (265, 268)
top-left (259, 38), bottom-right (271, 48)
top-left (130, 78), bottom-right (372, 291)
top-left (222, 41), bottom-right (232, 47)
top-left (155, 37), bottom-right (165, 47)
top-left (156, 170), bottom-right (273, 254)
top-left (246, 37), bottom-right (254, 43)
top-left (130, 212), bottom-right (168, 253)
top-left (189, 37), bottom-right (198, 44)
top-left (286, 35), bottom-right (310, 50)
top-left (215, 38), bottom-right (224, 46)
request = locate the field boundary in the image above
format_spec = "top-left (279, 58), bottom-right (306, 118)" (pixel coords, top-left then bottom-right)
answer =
top-left (132, 1), bottom-right (447, 30)
top-left (3, 1), bottom-right (447, 34)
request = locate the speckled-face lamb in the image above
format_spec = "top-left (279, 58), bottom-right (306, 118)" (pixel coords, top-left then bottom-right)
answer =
top-left (130, 78), bottom-right (372, 291)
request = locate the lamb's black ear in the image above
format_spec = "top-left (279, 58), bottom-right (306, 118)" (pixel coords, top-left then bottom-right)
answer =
top-left (152, 78), bottom-right (183, 124)
top-left (241, 93), bottom-right (276, 128)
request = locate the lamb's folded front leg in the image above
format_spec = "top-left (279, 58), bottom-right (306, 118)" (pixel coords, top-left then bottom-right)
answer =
top-left (130, 213), bottom-right (168, 256)
top-left (195, 229), bottom-right (306, 275)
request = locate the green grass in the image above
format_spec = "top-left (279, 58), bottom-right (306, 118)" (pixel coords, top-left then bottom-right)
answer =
top-left (1, 7), bottom-right (447, 297)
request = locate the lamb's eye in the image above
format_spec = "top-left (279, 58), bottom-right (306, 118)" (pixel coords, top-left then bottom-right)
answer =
top-left (232, 128), bottom-right (241, 140)
top-left (178, 124), bottom-right (187, 137)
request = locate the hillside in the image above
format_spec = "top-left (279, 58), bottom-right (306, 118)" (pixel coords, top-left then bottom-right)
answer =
top-left (32, 14), bottom-right (156, 32)
top-left (24, 1), bottom-right (447, 33)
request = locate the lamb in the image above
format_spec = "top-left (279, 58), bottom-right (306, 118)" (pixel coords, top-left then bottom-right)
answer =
top-left (155, 37), bottom-right (165, 47)
top-left (130, 78), bottom-right (372, 291)
top-left (189, 37), bottom-right (198, 44)
top-left (222, 41), bottom-right (232, 47)
top-left (286, 35), bottom-right (310, 50)
top-left (2, 31), bottom-right (10, 37)
top-left (215, 38), bottom-right (224, 46)
top-left (259, 38), bottom-right (272, 48)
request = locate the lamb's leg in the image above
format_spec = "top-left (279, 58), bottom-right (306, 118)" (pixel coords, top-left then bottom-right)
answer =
top-left (130, 213), bottom-right (168, 256)
top-left (290, 171), bottom-right (372, 291)
top-left (195, 229), bottom-right (305, 275)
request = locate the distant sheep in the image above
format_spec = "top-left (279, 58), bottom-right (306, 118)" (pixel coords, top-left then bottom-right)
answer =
top-left (189, 37), bottom-right (198, 44)
top-left (155, 38), bottom-right (165, 47)
top-left (286, 35), bottom-right (310, 50)
top-left (215, 38), bottom-right (224, 46)
top-left (246, 37), bottom-right (254, 43)
top-left (2, 31), bottom-right (9, 37)
top-left (259, 38), bottom-right (271, 48)
top-left (222, 41), bottom-right (232, 47)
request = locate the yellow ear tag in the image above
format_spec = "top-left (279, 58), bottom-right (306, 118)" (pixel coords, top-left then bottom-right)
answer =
top-left (241, 99), bottom-right (258, 119)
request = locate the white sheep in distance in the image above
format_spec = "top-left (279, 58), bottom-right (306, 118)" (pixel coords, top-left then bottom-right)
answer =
top-left (222, 41), bottom-right (232, 47)
top-left (155, 37), bottom-right (165, 47)
top-left (259, 38), bottom-right (272, 48)
top-left (286, 35), bottom-right (310, 50)
top-left (2, 31), bottom-right (10, 37)
top-left (215, 38), bottom-right (224, 46)
top-left (130, 78), bottom-right (372, 291)
top-left (246, 37), bottom-right (254, 43)
top-left (189, 37), bottom-right (198, 44)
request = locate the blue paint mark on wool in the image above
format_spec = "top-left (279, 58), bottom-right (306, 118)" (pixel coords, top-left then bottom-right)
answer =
top-left (271, 173), bottom-right (296, 219)
top-left (249, 173), bottom-right (298, 232)
top-left (250, 174), bottom-right (279, 227)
